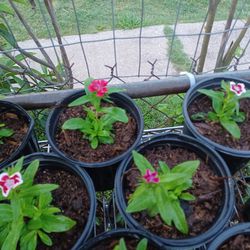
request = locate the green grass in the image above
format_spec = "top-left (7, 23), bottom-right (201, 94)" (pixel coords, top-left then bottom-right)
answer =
top-left (164, 26), bottom-right (192, 72)
top-left (136, 94), bottom-right (184, 129)
top-left (2, 0), bottom-right (249, 41)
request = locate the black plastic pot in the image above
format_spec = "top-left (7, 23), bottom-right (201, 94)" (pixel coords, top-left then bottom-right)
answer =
top-left (183, 77), bottom-right (250, 174)
top-left (207, 223), bottom-right (250, 249)
top-left (115, 133), bottom-right (235, 249)
top-left (0, 100), bottom-right (39, 169)
top-left (9, 153), bottom-right (96, 250)
top-left (80, 229), bottom-right (164, 249)
top-left (46, 90), bottom-right (144, 191)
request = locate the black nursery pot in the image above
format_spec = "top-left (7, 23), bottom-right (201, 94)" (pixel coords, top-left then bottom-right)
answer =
top-left (207, 223), bottom-right (250, 249)
top-left (46, 90), bottom-right (143, 191)
top-left (115, 133), bottom-right (235, 249)
top-left (80, 229), bottom-right (164, 249)
top-left (183, 77), bottom-right (250, 174)
top-left (16, 153), bottom-right (96, 250)
top-left (0, 100), bottom-right (39, 169)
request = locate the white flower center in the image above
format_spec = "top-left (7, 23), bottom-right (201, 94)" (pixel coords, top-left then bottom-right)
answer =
top-left (5, 179), bottom-right (15, 189)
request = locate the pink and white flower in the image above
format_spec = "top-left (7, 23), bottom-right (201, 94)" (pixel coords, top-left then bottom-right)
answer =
top-left (230, 81), bottom-right (246, 96)
top-left (88, 79), bottom-right (108, 97)
top-left (143, 169), bottom-right (159, 183)
top-left (0, 172), bottom-right (23, 197)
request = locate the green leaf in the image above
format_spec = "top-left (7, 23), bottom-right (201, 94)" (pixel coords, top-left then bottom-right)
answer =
top-left (191, 112), bottom-right (207, 121)
top-left (166, 199), bottom-right (188, 234)
top-left (233, 112), bottom-right (245, 123)
top-left (90, 137), bottom-right (98, 149)
top-left (22, 159), bottom-right (39, 187)
top-left (0, 4), bottom-right (14, 15)
top-left (43, 207), bottom-right (61, 215)
top-left (126, 185), bottom-right (155, 213)
top-left (39, 192), bottom-right (53, 209)
top-left (102, 107), bottom-right (129, 123)
top-left (158, 161), bottom-right (170, 174)
top-left (107, 87), bottom-right (125, 94)
top-left (0, 23), bottom-right (16, 47)
top-left (180, 192), bottom-right (196, 201)
top-left (68, 95), bottom-right (91, 107)
top-left (156, 186), bottom-right (172, 225)
top-left (27, 218), bottom-right (42, 230)
top-left (8, 156), bottom-right (24, 175)
top-left (2, 217), bottom-right (23, 250)
top-left (0, 225), bottom-right (10, 246)
top-left (207, 111), bottom-right (219, 121)
top-left (19, 184), bottom-right (58, 198)
top-left (11, 195), bottom-right (22, 221)
top-left (132, 151), bottom-right (154, 175)
top-left (99, 136), bottom-right (114, 144)
top-left (20, 230), bottom-right (37, 250)
top-left (83, 77), bottom-right (94, 95)
top-left (220, 118), bottom-right (241, 139)
top-left (160, 173), bottom-right (191, 187)
top-left (13, 0), bottom-right (26, 3)
top-left (198, 89), bottom-right (224, 101)
top-left (0, 128), bottom-right (13, 138)
top-left (136, 238), bottom-right (148, 250)
top-left (172, 160), bottom-right (200, 176)
top-left (38, 230), bottom-right (52, 246)
top-left (62, 118), bottom-right (86, 130)
top-left (0, 204), bottom-right (12, 223)
top-left (212, 97), bottom-right (223, 114)
top-left (114, 238), bottom-right (127, 250)
top-left (41, 215), bottom-right (76, 233)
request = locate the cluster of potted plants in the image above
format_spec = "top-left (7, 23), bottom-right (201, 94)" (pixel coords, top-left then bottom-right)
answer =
top-left (0, 76), bottom-right (250, 249)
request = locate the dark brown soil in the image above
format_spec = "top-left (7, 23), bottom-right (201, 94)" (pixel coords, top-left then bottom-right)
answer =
top-left (124, 146), bottom-right (224, 239)
top-left (188, 95), bottom-right (250, 150)
top-left (89, 237), bottom-right (158, 250)
top-left (34, 168), bottom-right (90, 250)
top-left (0, 112), bottom-right (28, 162)
top-left (55, 104), bottom-right (137, 163)
top-left (219, 234), bottom-right (250, 250)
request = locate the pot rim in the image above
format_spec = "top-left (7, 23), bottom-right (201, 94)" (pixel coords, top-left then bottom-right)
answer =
top-left (0, 100), bottom-right (35, 168)
top-left (4, 152), bottom-right (97, 250)
top-left (46, 90), bottom-right (144, 168)
top-left (207, 223), bottom-right (250, 250)
top-left (182, 76), bottom-right (250, 156)
top-left (115, 133), bottom-right (235, 248)
top-left (80, 228), bottom-right (164, 249)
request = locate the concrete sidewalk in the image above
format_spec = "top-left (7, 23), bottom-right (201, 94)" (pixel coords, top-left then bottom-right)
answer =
top-left (16, 20), bottom-right (250, 86)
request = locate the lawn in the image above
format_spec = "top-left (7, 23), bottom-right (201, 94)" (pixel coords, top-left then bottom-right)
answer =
top-left (2, 0), bottom-right (249, 41)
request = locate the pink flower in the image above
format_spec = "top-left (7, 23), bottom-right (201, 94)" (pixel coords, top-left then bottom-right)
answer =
top-left (230, 82), bottom-right (246, 96)
top-left (143, 169), bottom-right (159, 183)
top-left (88, 79), bottom-right (108, 97)
top-left (0, 172), bottom-right (23, 197)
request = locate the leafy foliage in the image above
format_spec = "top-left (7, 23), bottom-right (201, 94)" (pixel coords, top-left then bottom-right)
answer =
top-left (0, 157), bottom-right (76, 250)
top-left (191, 80), bottom-right (250, 139)
top-left (113, 237), bottom-right (148, 250)
top-left (62, 79), bottom-right (128, 149)
top-left (0, 122), bottom-right (14, 144)
top-left (126, 151), bottom-right (199, 234)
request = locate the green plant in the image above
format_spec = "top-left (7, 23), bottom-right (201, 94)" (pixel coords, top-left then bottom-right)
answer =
top-left (0, 122), bottom-right (13, 144)
top-left (126, 151), bottom-right (199, 234)
top-left (0, 157), bottom-right (76, 250)
top-left (191, 80), bottom-right (250, 139)
top-left (62, 79), bottom-right (128, 149)
top-left (114, 237), bottom-right (148, 250)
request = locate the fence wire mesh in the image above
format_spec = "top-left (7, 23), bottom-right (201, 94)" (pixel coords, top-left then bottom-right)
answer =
top-left (0, 0), bottom-right (250, 135)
